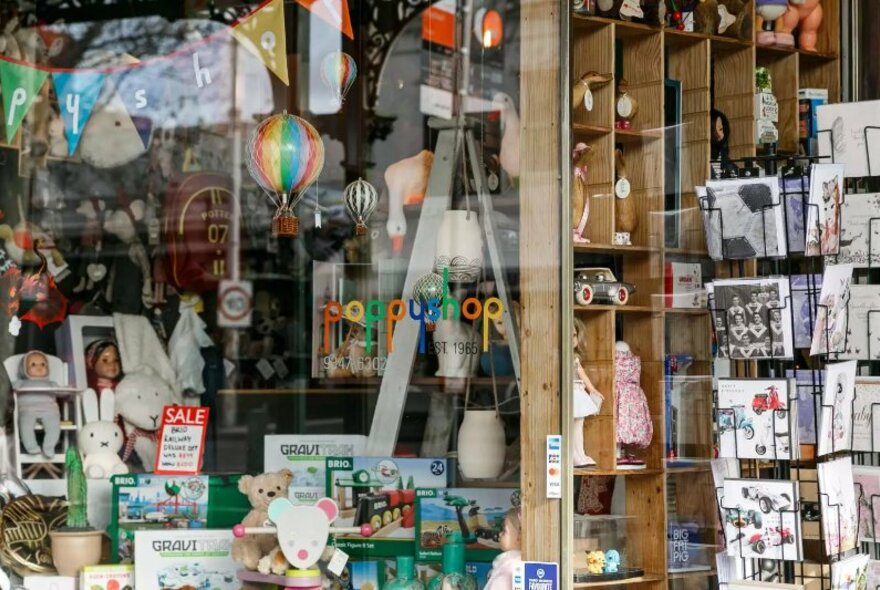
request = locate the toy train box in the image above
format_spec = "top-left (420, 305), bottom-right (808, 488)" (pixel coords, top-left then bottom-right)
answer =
top-left (326, 456), bottom-right (449, 556)
top-left (415, 488), bottom-right (521, 562)
top-left (109, 474), bottom-right (250, 563)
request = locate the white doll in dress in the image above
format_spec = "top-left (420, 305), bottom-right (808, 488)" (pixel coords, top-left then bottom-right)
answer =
top-left (573, 318), bottom-right (604, 468)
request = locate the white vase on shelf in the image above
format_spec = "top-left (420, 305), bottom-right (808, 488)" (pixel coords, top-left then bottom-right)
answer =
top-left (458, 410), bottom-right (505, 479)
top-left (434, 210), bottom-right (483, 283)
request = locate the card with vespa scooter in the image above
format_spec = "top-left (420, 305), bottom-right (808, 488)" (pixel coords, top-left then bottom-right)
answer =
top-left (717, 378), bottom-right (800, 460)
top-left (721, 478), bottom-right (803, 561)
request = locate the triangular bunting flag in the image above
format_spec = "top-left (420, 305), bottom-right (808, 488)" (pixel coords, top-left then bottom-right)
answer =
top-left (110, 60), bottom-right (170, 128)
top-left (0, 61), bottom-right (49, 142)
top-left (51, 71), bottom-right (106, 156)
top-left (295, 0), bottom-right (353, 40)
top-left (231, 0), bottom-right (289, 85)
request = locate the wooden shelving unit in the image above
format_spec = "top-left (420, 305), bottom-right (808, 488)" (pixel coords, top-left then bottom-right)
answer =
top-left (566, 2), bottom-right (841, 589)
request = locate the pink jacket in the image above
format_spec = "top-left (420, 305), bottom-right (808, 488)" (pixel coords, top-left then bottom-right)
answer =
top-left (483, 550), bottom-right (522, 590)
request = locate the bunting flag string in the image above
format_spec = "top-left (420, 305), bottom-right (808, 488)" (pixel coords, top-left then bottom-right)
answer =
top-left (0, 0), bottom-right (356, 158)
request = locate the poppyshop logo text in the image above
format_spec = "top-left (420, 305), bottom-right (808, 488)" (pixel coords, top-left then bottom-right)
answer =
top-left (323, 269), bottom-right (504, 355)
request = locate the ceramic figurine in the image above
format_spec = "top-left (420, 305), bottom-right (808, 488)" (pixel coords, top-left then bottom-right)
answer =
top-left (614, 149), bottom-right (637, 245)
top-left (572, 71), bottom-right (613, 113)
top-left (755, 0), bottom-right (789, 44)
top-left (604, 549), bottom-right (621, 573)
top-left (482, 508), bottom-right (523, 590)
top-left (586, 551), bottom-right (606, 574)
top-left (572, 143), bottom-right (593, 244)
top-left (615, 341), bottom-right (653, 469)
top-left (573, 318), bottom-right (604, 468)
top-left (779, 0), bottom-right (823, 51)
top-left (615, 79), bottom-right (638, 129)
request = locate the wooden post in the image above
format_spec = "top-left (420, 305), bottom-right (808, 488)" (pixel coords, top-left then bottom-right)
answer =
top-left (520, 0), bottom-right (564, 563)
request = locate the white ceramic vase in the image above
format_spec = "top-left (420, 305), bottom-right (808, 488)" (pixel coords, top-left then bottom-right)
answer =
top-left (434, 319), bottom-right (480, 378)
top-left (435, 210), bottom-right (483, 282)
top-left (458, 410), bottom-right (506, 479)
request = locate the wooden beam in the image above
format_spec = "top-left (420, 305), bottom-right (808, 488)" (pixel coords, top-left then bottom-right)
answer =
top-left (520, 0), bottom-right (563, 564)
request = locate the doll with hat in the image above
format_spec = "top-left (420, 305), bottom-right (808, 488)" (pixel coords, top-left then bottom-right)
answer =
top-left (14, 350), bottom-right (61, 458)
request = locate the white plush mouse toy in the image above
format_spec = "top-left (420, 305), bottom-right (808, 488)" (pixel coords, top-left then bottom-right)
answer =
top-left (80, 388), bottom-right (129, 479)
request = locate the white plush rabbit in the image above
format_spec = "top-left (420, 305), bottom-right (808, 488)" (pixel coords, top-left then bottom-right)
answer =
top-left (80, 388), bottom-right (129, 479)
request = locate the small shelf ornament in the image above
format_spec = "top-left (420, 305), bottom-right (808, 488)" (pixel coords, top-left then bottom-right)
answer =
top-left (344, 178), bottom-right (379, 236)
top-left (615, 79), bottom-right (638, 130)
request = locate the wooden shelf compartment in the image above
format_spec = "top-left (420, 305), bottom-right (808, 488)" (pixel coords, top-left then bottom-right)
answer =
top-left (615, 127), bottom-right (664, 143)
top-left (615, 27), bottom-right (664, 132)
top-left (574, 243), bottom-right (660, 255)
top-left (626, 475), bottom-right (668, 579)
top-left (620, 249), bottom-right (663, 307)
top-left (757, 50), bottom-right (800, 153)
top-left (800, 56), bottom-right (841, 104)
top-left (573, 19), bottom-right (615, 130)
top-left (712, 44), bottom-right (756, 160)
top-left (665, 312), bottom-right (712, 360)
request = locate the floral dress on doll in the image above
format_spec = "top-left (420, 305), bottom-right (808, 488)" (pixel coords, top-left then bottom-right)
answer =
top-left (615, 349), bottom-right (653, 448)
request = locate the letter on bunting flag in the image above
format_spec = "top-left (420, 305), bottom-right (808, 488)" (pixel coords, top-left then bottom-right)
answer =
top-left (0, 61), bottom-right (48, 142)
top-left (231, 0), bottom-right (289, 85)
top-left (51, 72), bottom-right (106, 156)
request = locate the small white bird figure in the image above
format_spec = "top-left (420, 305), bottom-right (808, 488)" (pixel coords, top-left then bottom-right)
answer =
top-left (492, 92), bottom-right (520, 180)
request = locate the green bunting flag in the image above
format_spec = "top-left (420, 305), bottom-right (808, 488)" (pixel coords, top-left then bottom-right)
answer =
top-left (0, 61), bottom-right (49, 142)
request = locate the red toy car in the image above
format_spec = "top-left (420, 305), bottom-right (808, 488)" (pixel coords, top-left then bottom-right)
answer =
top-left (749, 526), bottom-right (795, 554)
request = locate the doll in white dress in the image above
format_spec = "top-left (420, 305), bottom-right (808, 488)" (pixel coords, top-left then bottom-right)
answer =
top-left (573, 318), bottom-right (604, 468)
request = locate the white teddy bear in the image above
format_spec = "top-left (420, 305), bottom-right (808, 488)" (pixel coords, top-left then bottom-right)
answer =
top-left (115, 370), bottom-right (176, 470)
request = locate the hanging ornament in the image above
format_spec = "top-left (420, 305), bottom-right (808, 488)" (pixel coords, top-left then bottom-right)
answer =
top-left (320, 51), bottom-right (358, 104)
top-left (246, 113), bottom-right (325, 237)
top-left (343, 178), bottom-right (379, 236)
top-left (413, 272), bottom-right (445, 332)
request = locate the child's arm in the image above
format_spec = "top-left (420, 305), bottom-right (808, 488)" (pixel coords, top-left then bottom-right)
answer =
top-left (575, 357), bottom-right (603, 399)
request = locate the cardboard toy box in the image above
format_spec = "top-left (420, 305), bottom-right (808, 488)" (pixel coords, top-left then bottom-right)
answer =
top-left (664, 262), bottom-right (705, 309)
top-left (264, 434), bottom-right (367, 505)
top-left (134, 529), bottom-right (238, 590)
top-left (415, 487), bottom-right (520, 562)
top-left (326, 456), bottom-right (449, 556)
top-left (109, 473), bottom-right (250, 563)
top-left (80, 564), bottom-right (135, 590)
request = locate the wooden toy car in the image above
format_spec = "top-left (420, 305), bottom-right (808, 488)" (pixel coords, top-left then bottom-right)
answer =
top-left (574, 268), bottom-right (635, 306)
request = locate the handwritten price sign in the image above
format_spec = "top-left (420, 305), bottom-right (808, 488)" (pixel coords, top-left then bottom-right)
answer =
top-left (154, 406), bottom-right (209, 475)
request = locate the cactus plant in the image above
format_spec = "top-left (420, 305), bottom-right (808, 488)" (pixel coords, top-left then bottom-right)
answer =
top-left (64, 446), bottom-right (89, 529)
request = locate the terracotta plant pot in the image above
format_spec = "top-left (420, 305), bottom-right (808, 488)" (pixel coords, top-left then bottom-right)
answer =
top-left (49, 528), bottom-right (104, 576)
top-left (458, 410), bottom-right (506, 479)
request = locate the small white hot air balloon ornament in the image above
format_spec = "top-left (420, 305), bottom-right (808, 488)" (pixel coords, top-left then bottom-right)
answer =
top-left (343, 178), bottom-right (379, 236)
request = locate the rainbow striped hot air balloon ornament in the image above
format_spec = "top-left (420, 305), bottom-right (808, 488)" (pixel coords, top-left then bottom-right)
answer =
top-left (320, 51), bottom-right (358, 105)
top-left (246, 112), bottom-right (325, 237)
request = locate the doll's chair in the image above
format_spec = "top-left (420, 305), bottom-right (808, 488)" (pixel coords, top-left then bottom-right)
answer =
top-left (3, 353), bottom-right (81, 480)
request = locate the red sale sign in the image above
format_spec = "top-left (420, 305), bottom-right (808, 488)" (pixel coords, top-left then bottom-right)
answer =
top-left (154, 406), bottom-right (209, 475)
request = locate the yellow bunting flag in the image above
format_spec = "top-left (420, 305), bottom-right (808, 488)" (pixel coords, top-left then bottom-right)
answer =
top-left (231, 0), bottom-right (289, 85)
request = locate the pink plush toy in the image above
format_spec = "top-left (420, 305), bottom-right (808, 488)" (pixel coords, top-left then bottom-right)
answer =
top-left (779, 0), bottom-right (823, 51)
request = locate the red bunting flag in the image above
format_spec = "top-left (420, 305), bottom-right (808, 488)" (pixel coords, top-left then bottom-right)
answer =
top-left (295, 0), bottom-right (353, 40)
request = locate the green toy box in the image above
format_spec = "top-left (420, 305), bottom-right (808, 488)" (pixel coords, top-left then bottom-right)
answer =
top-left (108, 473), bottom-right (251, 563)
top-left (415, 488), bottom-right (521, 562)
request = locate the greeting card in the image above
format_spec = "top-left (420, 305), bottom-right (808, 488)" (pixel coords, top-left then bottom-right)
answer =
top-left (709, 277), bottom-right (794, 360)
top-left (817, 361), bottom-right (858, 456)
top-left (699, 178), bottom-right (787, 260)
top-left (722, 478), bottom-right (802, 561)
top-left (817, 457), bottom-right (858, 556)
top-left (830, 553), bottom-right (869, 590)
top-left (810, 264), bottom-right (853, 356)
top-left (838, 192), bottom-right (880, 267)
top-left (853, 378), bottom-right (880, 453)
top-left (853, 465), bottom-right (880, 542)
top-left (717, 379), bottom-right (798, 460)
top-left (805, 163), bottom-right (845, 256)
top-left (841, 285), bottom-right (880, 360)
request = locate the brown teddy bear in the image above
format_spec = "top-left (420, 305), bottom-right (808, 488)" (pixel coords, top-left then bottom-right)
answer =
top-left (232, 468), bottom-right (294, 571)
top-left (718, 0), bottom-right (753, 40)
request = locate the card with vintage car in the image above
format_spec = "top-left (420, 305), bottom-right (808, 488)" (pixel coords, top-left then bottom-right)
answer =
top-left (721, 478), bottom-right (802, 561)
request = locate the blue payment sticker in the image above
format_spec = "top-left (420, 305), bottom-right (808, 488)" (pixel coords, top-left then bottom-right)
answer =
top-left (515, 562), bottom-right (558, 590)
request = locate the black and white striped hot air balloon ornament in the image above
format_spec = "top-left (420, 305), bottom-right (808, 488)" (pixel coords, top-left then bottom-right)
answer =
top-left (344, 178), bottom-right (379, 236)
